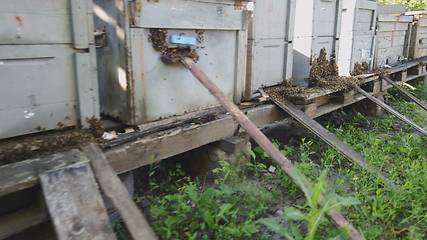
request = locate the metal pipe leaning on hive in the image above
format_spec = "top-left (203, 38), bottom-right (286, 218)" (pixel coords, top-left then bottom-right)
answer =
top-left (161, 53), bottom-right (364, 240)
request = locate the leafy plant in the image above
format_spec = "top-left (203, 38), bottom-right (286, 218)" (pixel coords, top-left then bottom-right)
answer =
top-left (378, 0), bottom-right (426, 11)
top-left (257, 170), bottom-right (360, 240)
top-left (148, 159), bottom-right (276, 239)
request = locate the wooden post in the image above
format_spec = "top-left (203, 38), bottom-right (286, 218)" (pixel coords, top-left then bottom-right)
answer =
top-left (81, 143), bottom-right (157, 240)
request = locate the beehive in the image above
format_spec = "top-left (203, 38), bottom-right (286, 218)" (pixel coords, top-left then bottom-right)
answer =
top-left (245, 0), bottom-right (296, 98)
top-left (292, 0), bottom-right (343, 86)
top-left (406, 11), bottom-right (427, 59)
top-left (375, 5), bottom-right (413, 67)
top-left (338, 0), bottom-right (377, 75)
top-left (93, 0), bottom-right (249, 125)
top-left (0, 0), bottom-right (99, 139)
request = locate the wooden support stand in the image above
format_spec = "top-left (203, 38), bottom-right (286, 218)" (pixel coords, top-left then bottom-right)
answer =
top-left (40, 162), bottom-right (116, 240)
top-left (331, 90), bottom-right (356, 104)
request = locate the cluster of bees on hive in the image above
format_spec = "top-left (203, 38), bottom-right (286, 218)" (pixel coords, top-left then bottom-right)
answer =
top-left (351, 62), bottom-right (370, 76)
top-left (148, 28), bottom-right (200, 63)
top-left (266, 48), bottom-right (366, 101)
top-left (308, 48), bottom-right (363, 92)
top-left (0, 118), bottom-right (106, 165)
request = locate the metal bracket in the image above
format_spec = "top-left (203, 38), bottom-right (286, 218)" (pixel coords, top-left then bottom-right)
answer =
top-left (94, 26), bottom-right (107, 49)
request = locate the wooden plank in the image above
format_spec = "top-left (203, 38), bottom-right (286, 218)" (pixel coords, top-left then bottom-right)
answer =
top-left (358, 87), bottom-right (427, 137)
top-left (377, 5), bottom-right (406, 15)
top-left (0, 149), bottom-right (86, 198)
top-left (40, 162), bottom-right (116, 240)
top-left (134, 1), bottom-right (245, 30)
top-left (314, 93), bottom-right (366, 118)
top-left (295, 102), bottom-right (317, 117)
top-left (70, 0), bottom-right (89, 49)
top-left (330, 90), bottom-right (355, 104)
top-left (75, 52), bottom-right (98, 128)
top-left (316, 95), bottom-right (331, 107)
top-left (105, 104), bottom-right (286, 174)
top-left (363, 80), bottom-right (383, 94)
top-left (81, 143), bottom-right (157, 240)
top-left (235, 29), bottom-right (248, 102)
top-left (137, 106), bottom-right (224, 132)
top-left (377, 15), bottom-right (413, 23)
top-left (0, 198), bottom-right (49, 239)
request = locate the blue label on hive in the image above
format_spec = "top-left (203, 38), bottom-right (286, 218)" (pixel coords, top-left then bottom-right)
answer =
top-left (169, 35), bottom-right (197, 45)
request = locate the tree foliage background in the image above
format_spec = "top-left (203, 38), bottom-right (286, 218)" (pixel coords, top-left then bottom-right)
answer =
top-left (378, 0), bottom-right (427, 11)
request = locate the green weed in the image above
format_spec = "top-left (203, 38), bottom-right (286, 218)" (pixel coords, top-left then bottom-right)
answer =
top-left (148, 160), bottom-right (276, 239)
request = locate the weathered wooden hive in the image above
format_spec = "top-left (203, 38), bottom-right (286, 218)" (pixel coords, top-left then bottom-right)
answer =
top-left (292, 0), bottom-right (343, 86)
top-left (0, 0), bottom-right (99, 139)
top-left (338, 0), bottom-right (378, 75)
top-left (405, 11), bottom-right (427, 60)
top-left (245, 0), bottom-right (296, 99)
top-left (93, 0), bottom-right (250, 125)
top-left (375, 4), bottom-right (413, 67)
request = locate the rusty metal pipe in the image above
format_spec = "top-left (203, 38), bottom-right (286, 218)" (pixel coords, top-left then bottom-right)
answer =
top-left (180, 57), bottom-right (364, 240)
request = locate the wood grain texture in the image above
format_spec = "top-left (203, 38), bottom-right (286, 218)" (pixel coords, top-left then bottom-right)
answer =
top-left (105, 104), bottom-right (286, 174)
top-left (0, 149), bottom-right (85, 198)
top-left (40, 162), bottom-right (116, 240)
top-left (82, 143), bottom-right (157, 240)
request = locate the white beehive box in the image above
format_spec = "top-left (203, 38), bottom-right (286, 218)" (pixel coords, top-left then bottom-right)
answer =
top-left (406, 11), bottom-right (427, 59)
top-left (0, 0), bottom-right (99, 139)
top-left (245, 0), bottom-right (296, 98)
top-left (292, 0), bottom-right (343, 86)
top-left (338, 0), bottom-right (377, 75)
top-left (93, 0), bottom-right (249, 125)
top-left (375, 5), bottom-right (413, 67)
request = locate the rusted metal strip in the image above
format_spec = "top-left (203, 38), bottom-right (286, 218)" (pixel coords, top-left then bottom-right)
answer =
top-left (380, 75), bottom-right (427, 112)
top-left (358, 87), bottom-right (427, 137)
top-left (271, 98), bottom-right (397, 188)
top-left (180, 57), bottom-right (364, 240)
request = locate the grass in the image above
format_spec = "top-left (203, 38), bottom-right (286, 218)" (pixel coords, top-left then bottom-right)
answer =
top-left (146, 160), bottom-right (281, 239)
top-left (287, 81), bottom-right (427, 239)
top-left (127, 80), bottom-right (427, 239)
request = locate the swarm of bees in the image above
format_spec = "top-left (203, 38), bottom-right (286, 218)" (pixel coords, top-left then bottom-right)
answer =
top-left (196, 29), bottom-right (205, 43)
top-left (307, 48), bottom-right (364, 93)
top-left (265, 47), bottom-right (368, 103)
top-left (351, 62), bottom-right (370, 76)
top-left (309, 75), bottom-right (364, 93)
top-left (309, 48), bottom-right (339, 79)
top-left (265, 85), bottom-right (318, 102)
top-left (148, 28), bottom-right (168, 52)
top-left (161, 47), bottom-right (200, 63)
top-left (149, 28), bottom-right (200, 63)
top-left (0, 118), bottom-right (105, 165)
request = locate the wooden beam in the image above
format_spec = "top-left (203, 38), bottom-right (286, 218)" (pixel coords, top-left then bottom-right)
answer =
top-left (81, 143), bottom-right (157, 240)
top-left (0, 196), bottom-right (48, 239)
top-left (40, 162), bottom-right (116, 240)
top-left (105, 104), bottom-right (286, 174)
top-left (0, 149), bottom-right (87, 198)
